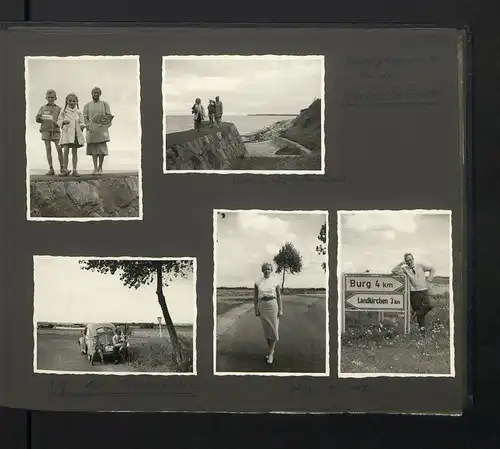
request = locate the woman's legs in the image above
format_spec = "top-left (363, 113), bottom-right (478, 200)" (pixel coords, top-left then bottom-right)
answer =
top-left (98, 155), bottom-right (105, 174)
top-left (92, 154), bottom-right (99, 174)
top-left (267, 339), bottom-right (277, 363)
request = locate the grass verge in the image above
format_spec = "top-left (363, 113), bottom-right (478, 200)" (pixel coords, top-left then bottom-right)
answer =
top-left (341, 293), bottom-right (451, 374)
top-left (127, 334), bottom-right (194, 373)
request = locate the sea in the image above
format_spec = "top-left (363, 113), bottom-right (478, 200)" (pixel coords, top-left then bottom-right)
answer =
top-left (165, 115), bottom-right (297, 136)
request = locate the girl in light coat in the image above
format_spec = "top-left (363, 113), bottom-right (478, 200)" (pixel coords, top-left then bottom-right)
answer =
top-left (57, 93), bottom-right (86, 177)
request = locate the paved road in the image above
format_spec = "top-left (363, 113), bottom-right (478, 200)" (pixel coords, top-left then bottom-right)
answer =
top-left (245, 141), bottom-right (286, 157)
top-left (30, 171), bottom-right (138, 182)
top-left (36, 332), bottom-right (132, 373)
top-left (216, 294), bottom-right (327, 374)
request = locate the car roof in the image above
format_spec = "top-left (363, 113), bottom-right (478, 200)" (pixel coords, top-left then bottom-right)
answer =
top-left (87, 323), bottom-right (116, 334)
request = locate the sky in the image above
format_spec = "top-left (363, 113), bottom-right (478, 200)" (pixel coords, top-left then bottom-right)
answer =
top-left (215, 211), bottom-right (328, 288)
top-left (163, 56), bottom-right (324, 115)
top-left (26, 57), bottom-right (141, 172)
top-left (34, 257), bottom-right (195, 324)
top-left (339, 211), bottom-right (452, 276)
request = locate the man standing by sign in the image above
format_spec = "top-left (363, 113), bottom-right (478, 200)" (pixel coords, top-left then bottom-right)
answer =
top-left (392, 253), bottom-right (436, 332)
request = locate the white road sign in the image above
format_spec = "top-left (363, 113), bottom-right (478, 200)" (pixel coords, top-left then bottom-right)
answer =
top-left (345, 275), bottom-right (403, 292)
top-left (345, 293), bottom-right (405, 310)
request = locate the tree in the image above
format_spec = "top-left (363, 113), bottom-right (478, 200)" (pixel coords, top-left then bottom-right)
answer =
top-left (315, 223), bottom-right (327, 272)
top-left (273, 242), bottom-right (303, 290)
top-left (78, 259), bottom-right (193, 366)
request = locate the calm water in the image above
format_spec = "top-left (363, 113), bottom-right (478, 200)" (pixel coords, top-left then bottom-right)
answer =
top-left (165, 115), bottom-right (296, 136)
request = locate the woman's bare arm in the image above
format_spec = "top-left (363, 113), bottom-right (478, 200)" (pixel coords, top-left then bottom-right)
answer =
top-left (276, 285), bottom-right (283, 315)
top-left (254, 284), bottom-right (259, 315)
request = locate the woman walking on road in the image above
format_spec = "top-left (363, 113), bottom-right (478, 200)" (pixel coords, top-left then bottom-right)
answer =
top-left (254, 262), bottom-right (283, 364)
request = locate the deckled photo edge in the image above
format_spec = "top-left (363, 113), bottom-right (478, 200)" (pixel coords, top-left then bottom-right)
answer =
top-left (25, 55), bottom-right (143, 222)
top-left (212, 209), bottom-right (219, 375)
top-left (136, 56), bottom-right (144, 220)
top-left (336, 209), bottom-right (455, 379)
top-left (162, 54), bottom-right (325, 176)
top-left (213, 209), bottom-right (329, 377)
top-left (33, 255), bottom-right (197, 376)
top-left (25, 56), bottom-right (31, 221)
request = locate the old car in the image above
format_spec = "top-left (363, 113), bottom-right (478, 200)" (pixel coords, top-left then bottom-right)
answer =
top-left (78, 323), bottom-right (118, 364)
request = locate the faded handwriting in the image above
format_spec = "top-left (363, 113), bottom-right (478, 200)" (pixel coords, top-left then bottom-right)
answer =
top-left (342, 86), bottom-right (439, 106)
top-left (289, 383), bottom-right (313, 394)
top-left (345, 55), bottom-right (439, 69)
top-left (231, 176), bottom-right (347, 185)
top-left (50, 377), bottom-right (195, 396)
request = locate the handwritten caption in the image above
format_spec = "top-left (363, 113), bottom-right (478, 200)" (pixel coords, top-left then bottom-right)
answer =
top-left (289, 382), bottom-right (371, 394)
top-left (50, 377), bottom-right (196, 397)
top-left (342, 54), bottom-right (441, 107)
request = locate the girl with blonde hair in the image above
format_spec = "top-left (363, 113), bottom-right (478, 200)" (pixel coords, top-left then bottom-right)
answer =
top-left (57, 93), bottom-right (86, 177)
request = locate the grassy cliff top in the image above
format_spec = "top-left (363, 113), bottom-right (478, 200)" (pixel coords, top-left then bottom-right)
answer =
top-left (280, 98), bottom-right (322, 152)
top-left (166, 122), bottom-right (233, 147)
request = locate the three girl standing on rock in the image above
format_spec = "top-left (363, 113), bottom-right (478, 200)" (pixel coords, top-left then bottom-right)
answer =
top-left (36, 87), bottom-right (113, 177)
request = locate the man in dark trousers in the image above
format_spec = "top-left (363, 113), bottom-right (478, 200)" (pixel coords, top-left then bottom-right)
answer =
top-left (392, 252), bottom-right (436, 332)
top-left (214, 96), bottom-right (223, 127)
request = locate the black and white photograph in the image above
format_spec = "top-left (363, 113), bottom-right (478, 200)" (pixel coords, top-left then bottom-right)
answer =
top-left (34, 256), bottom-right (196, 375)
top-left (163, 55), bottom-right (324, 174)
top-left (25, 56), bottom-right (142, 221)
top-left (214, 210), bottom-right (329, 376)
top-left (338, 210), bottom-right (454, 377)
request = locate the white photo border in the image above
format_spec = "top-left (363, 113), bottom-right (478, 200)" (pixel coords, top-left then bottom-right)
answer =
top-left (213, 208), bottom-right (330, 377)
top-left (336, 209), bottom-right (455, 378)
top-left (33, 255), bottom-right (197, 376)
top-left (162, 55), bottom-right (325, 175)
top-left (25, 55), bottom-right (143, 222)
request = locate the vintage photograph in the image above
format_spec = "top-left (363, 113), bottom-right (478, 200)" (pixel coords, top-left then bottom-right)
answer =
top-left (214, 210), bottom-right (329, 376)
top-left (163, 55), bottom-right (324, 174)
top-left (25, 56), bottom-right (142, 220)
top-left (34, 256), bottom-right (196, 375)
top-left (337, 210), bottom-right (454, 377)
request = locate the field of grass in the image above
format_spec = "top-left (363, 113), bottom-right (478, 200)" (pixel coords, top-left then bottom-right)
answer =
top-left (216, 287), bottom-right (327, 316)
top-left (341, 284), bottom-right (451, 374)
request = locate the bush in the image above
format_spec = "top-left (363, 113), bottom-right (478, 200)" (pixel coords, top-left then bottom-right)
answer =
top-left (127, 335), bottom-right (194, 373)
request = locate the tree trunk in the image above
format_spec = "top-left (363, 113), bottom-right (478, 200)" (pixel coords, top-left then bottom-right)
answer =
top-left (155, 263), bottom-right (184, 365)
top-left (281, 269), bottom-right (286, 290)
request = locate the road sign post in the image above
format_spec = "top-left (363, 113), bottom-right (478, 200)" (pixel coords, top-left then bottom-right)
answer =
top-left (157, 316), bottom-right (162, 338)
top-left (341, 273), bottom-right (410, 334)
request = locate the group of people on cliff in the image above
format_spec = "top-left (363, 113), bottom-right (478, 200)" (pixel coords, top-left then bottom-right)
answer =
top-left (36, 86), bottom-right (114, 177)
top-left (191, 96), bottom-right (223, 131)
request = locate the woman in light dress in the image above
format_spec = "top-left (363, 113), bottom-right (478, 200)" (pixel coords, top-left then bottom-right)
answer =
top-left (254, 262), bottom-right (283, 364)
top-left (192, 97), bottom-right (205, 131)
top-left (83, 86), bottom-right (113, 175)
top-left (56, 93), bottom-right (86, 177)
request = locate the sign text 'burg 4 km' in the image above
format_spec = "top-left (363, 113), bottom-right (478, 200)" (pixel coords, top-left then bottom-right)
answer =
top-left (341, 273), bottom-right (410, 334)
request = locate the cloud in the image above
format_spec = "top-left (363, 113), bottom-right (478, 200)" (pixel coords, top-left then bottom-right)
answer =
top-left (163, 56), bottom-right (323, 115)
top-left (339, 212), bottom-right (451, 275)
top-left (342, 212), bottom-right (418, 233)
top-left (216, 211), bottom-right (327, 288)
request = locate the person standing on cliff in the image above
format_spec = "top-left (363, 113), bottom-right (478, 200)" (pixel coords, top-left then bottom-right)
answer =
top-left (214, 96), bottom-right (223, 127)
top-left (391, 252), bottom-right (436, 332)
top-left (83, 86), bottom-right (113, 176)
top-left (192, 98), bottom-right (205, 132)
top-left (208, 99), bottom-right (216, 127)
top-left (35, 89), bottom-right (64, 176)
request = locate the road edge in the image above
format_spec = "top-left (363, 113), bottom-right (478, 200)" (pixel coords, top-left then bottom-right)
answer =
top-left (216, 302), bottom-right (254, 338)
